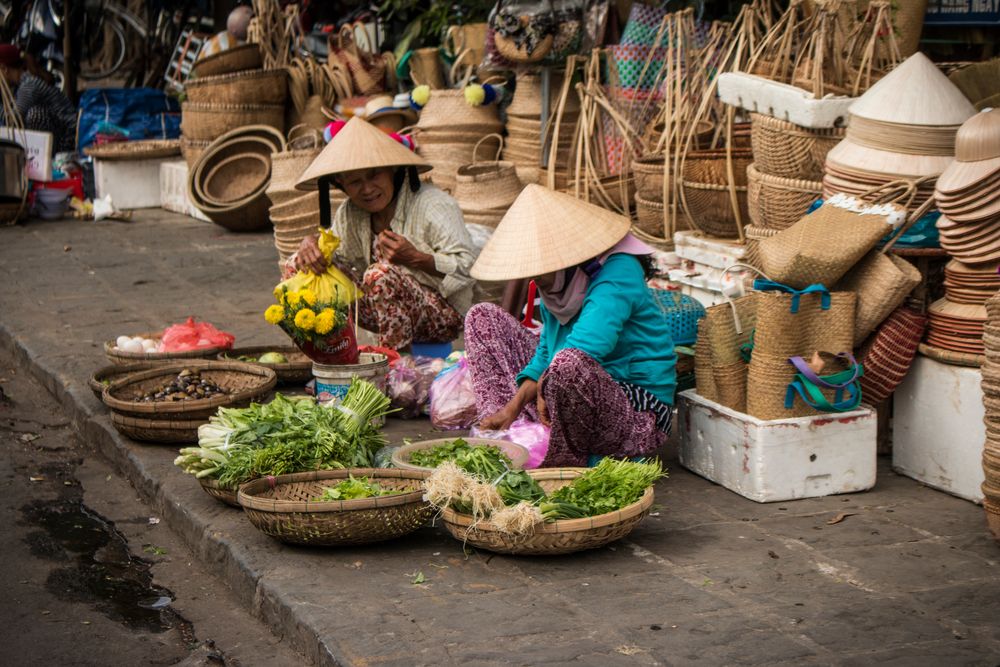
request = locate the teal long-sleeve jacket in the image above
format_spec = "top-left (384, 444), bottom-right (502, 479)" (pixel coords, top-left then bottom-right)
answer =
top-left (514, 253), bottom-right (678, 405)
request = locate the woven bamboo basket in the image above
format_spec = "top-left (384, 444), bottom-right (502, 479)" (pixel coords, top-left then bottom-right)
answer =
top-left (268, 192), bottom-right (317, 218)
top-left (104, 332), bottom-right (227, 366)
top-left (191, 44), bottom-right (262, 78)
top-left (218, 346), bottom-right (312, 384)
top-left (984, 497), bottom-right (1000, 541)
top-left (268, 147), bottom-right (322, 194)
top-left (202, 153), bottom-right (271, 207)
top-left (746, 163), bottom-right (823, 231)
top-left (391, 438), bottom-right (529, 473)
top-left (180, 102), bottom-right (285, 142)
top-left (632, 154), bottom-right (671, 202)
top-left (749, 113), bottom-right (845, 181)
top-left (440, 468), bottom-right (655, 556)
top-left (454, 137), bottom-right (524, 213)
top-left (85, 139), bottom-right (181, 161)
top-left (634, 193), bottom-right (666, 239)
top-left (743, 225), bottom-right (781, 266)
top-left (89, 362), bottom-right (161, 398)
top-left (681, 149), bottom-right (753, 239)
top-left (415, 89), bottom-right (503, 133)
top-left (180, 138), bottom-right (210, 169)
top-left (102, 361), bottom-right (277, 420)
top-left (238, 468), bottom-right (434, 546)
top-left (110, 412), bottom-right (206, 444)
top-left (858, 307), bottom-right (926, 404)
top-left (199, 478), bottom-right (240, 507)
top-left (184, 68), bottom-right (288, 106)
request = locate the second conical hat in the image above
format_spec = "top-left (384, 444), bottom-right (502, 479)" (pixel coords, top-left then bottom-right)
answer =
top-left (295, 116), bottom-right (430, 191)
top-left (849, 52), bottom-right (976, 127)
top-left (471, 184), bottom-right (631, 281)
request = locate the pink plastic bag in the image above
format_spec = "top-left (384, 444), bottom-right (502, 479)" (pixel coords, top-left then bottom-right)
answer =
top-left (158, 317), bottom-right (235, 352)
top-left (429, 355), bottom-right (477, 430)
top-left (388, 355), bottom-right (444, 419)
top-left (472, 418), bottom-right (550, 469)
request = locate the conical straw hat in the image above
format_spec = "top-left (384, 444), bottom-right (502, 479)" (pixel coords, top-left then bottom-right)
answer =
top-left (295, 116), bottom-right (430, 191)
top-left (849, 52), bottom-right (976, 127)
top-left (936, 109), bottom-right (1000, 194)
top-left (471, 184), bottom-right (631, 281)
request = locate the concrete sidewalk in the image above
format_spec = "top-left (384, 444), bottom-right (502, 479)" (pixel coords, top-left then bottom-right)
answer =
top-left (2, 211), bottom-right (999, 666)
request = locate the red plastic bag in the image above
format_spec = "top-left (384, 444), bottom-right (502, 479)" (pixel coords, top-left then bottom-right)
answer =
top-left (158, 317), bottom-right (235, 352)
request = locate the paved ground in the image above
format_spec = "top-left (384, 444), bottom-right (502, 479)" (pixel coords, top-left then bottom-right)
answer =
top-left (2, 210), bottom-right (999, 666)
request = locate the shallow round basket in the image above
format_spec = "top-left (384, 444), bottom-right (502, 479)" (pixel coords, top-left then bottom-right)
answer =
top-left (440, 468), bottom-right (655, 556)
top-left (218, 346), bottom-right (312, 384)
top-left (109, 412), bottom-right (205, 444)
top-left (202, 152), bottom-right (270, 206)
top-left (102, 361), bottom-right (277, 420)
top-left (237, 468), bottom-right (433, 546)
top-left (103, 332), bottom-right (228, 366)
top-left (89, 361), bottom-right (161, 398)
top-left (191, 44), bottom-right (263, 78)
top-left (85, 139), bottom-right (181, 161)
top-left (391, 437), bottom-right (529, 473)
top-left (199, 478), bottom-right (240, 508)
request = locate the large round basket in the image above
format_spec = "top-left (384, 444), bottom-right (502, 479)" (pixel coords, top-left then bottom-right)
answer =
top-left (184, 68), bottom-right (288, 106)
top-left (191, 43), bottom-right (263, 78)
top-left (180, 102), bottom-right (285, 142)
top-left (102, 361), bottom-right (277, 420)
top-left (632, 154), bottom-right (671, 202)
top-left (237, 468), bottom-right (434, 546)
top-left (746, 163), bottom-right (822, 231)
top-left (89, 361), bottom-right (161, 398)
top-left (109, 412), bottom-right (206, 444)
top-left (680, 148), bottom-right (753, 239)
top-left (440, 468), bottom-right (655, 556)
top-left (218, 346), bottom-right (312, 384)
top-left (749, 113), bottom-right (845, 181)
top-left (103, 332), bottom-right (229, 366)
top-left (391, 437), bottom-right (529, 473)
top-left (199, 478), bottom-right (240, 508)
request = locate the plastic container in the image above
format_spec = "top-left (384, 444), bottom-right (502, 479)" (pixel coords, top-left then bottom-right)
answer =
top-left (411, 341), bottom-right (453, 359)
top-left (312, 352), bottom-right (389, 405)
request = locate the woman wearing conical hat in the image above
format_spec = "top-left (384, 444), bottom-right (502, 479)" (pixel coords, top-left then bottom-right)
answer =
top-left (466, 185), bottom-right (677, 467)
top-left (292, 117), bottom-right (475, 350)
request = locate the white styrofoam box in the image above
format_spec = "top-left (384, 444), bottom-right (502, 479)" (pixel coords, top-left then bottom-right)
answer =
top-left (0, 127), bottom-right (52, 180)
top-left (677, 389), bottom-right (877, 503)
top-left (716, 72), bottom-right (854, 129)
top-left (892, 356), bottom-right (985, 503)
top-left (95, 156), bottom-right (175, 209)
top-left (159, 160), bottom-right (209, 222)
top-left (673, 230), bottom-right (746, 269)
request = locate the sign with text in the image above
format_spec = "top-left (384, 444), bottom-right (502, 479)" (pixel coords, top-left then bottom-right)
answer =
top-left (925, 0), bottom-right (1000, 24)
top-left (0, 127), bottom-right (52, 181)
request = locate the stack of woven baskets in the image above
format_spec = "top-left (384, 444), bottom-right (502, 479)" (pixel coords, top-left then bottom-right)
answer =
top-left (503, 71), bottom-right (578, 189)
top-left (413, 89), bottom-right (502, 193)
top-left (981, 292), bottom-right (1000, 541)
top-left (181, 45), bottom-right (287, 169)
top-left (453, 135), bottom-right (524, 229)
top-left (744, 113), bottom-right (844, 264)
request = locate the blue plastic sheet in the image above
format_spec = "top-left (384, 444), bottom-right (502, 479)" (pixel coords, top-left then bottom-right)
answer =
top-left (77, 88), bottom-right (181, 151)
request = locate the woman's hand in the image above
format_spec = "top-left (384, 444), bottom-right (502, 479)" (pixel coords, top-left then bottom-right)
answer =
top-left (480, 402), bottom-right (520, 431)
top-left (378, 231), bottom-right (441, 275)
top-left (536, 378), bottom-right (550, 426)
top-left (294, 234), bottom-right (327, 274)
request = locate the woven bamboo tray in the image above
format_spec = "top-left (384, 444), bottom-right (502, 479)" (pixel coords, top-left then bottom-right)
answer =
top-left (391, 438), bottom-right (529, 473)
top-left (85, 139), bottom-right (181, 161)
top-left (110, 412), bottom-right (206, 444)
top-left (89, 362), bottom-right (161, 399)
top-left (102, 361), bottom-right (277, 420)
top-left (199, 478), bottom-right (240, 507)
top-left (238, 468), bottom-right (433, 546)
top-left (440, 468), bottom-right (655, 556)
top-left (103, 332), bottom-right (228, 366)
top-left (191, 44), bottom-right (263, 78)
top-left (218, 346), bottom-right (312, 384)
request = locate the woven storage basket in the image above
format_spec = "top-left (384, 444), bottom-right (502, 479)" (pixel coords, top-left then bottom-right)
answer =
top-left (85, 139), bottom-right (181, 161)
top-left (746, 351), bottom-right (819, 420)
top-left (632, 154), bottom-right (671, 202)
top-left (110, 412), bottom-right (206, 444)
top-left (102, 361), bottom-right (277, 420)
top-left (749, 113), bottom-right (845, 180)
top-left (268, 191), bottom-right (318, 218)
top-left (984, 497), bottom-right (1000, 541)
top-left (180, 102), bottom-right (285, 142)
top-left (238, 468), bottom-right (433, 546)
top-left (180, 138), bottom-right (211, 169)
top-left (202, 153), bottom-right (270, 206)
top-left (89, 362), bottom-right (161, 398)
top-left (391, 438), bottom-right (529, 473)
top-left (746, 163), bottom-right (822, 231)
top-left (752, 290), bottom-right (856, 359)
top-left (415, 89), bottom-right (504, 133)
top-left (836, 251), bottom-right (922, 345)
top-left (218, 346), bottom-right (312, 384)
top-left (268, 147), bottom-right (322, 194)
top-left (681, 149), bottom-right (753, 239)
top-left (199, 478), bottom-right (240, 508)
top-left (743, 225), bottom-right (781, 267)
top-left (104, 333), bottom-right (227, 366)
top-left (858, 307), bottom-right (927, 404)
top-left (454, 137), bottom-right (524, 212)
top-left (191, 44), bottom-right (262, 78)
top-left (634, 193), bottom-right (666, 239)
top-left (193, 133), bottom-right (282, 203)
top-left (440, 468), bottom-right (655, 556)
top-left (184, 68), bottom-right (288, 106)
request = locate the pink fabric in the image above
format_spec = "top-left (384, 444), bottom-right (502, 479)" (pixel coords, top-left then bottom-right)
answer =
top-left (464, 303), bottom-right (665, 467)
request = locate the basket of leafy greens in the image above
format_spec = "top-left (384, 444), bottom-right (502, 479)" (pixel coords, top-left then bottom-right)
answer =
top-left (237, 468), bottom-right (433, 546)
top-left (425, 458), bottom-right (665, 556)
top-left (392, 437), bottom-right (529, 472)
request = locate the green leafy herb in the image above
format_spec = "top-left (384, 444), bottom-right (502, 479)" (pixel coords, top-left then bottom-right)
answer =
top-left (543, 459), bottom-right (666, 520)
top-left (409, 439), bottom-right (512, 477)
top-left (317, 475), bottom-right (401, 501)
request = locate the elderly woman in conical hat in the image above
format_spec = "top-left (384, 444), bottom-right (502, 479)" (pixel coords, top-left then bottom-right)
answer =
top-left (292, 117), bottom-right (475, 351)
top-left (466, 185), bottom-right (678, 467)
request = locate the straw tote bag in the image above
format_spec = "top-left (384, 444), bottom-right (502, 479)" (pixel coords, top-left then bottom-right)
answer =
top-left (696, 295), bottom-right (758, 413)
top-left (756, 186), bottom-right (911, 290)
top-left (454, 134), bottom-right (525, 213)
top-left (858, 307), bottom-right (927, 404)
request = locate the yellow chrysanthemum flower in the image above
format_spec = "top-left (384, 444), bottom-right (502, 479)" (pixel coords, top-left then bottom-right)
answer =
top-left (300, 288), bottom-right (317, 306)
top-left (314, 309), bottom-right (336, 335)
top-left (273, 286), bottom-right (284, 302)
top-left (264, 305), bottom-right (285, 325)
top-left (294, 308), bottom-right (316, 331)
top-left (286, 291), bottom-right (302, 306)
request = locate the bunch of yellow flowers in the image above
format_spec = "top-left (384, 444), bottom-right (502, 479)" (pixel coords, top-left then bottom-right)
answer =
top-left (264, 287), bottom-right (347, 341)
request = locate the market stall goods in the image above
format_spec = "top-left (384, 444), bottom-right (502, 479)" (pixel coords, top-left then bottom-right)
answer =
top-left (452, 135), bottom-right (524, 229)
top-left (218, 346), bottom-right (312, 384)
top-left (84, 139), bottom-right (181, 161)
top-left (746, 164), bottom-right (823, 232)
top-left (391, 437), bottom-right (529, 473)
top-left (180, 102), bottom-right (286, 142)
top-left (190, 43), bottom-right (263, 78)
top-left (89, 362), bottom-right (161, 399)
top-left (980, 289), bottom-right (1000, 541)
top-left (184, 68), bottom-right (288, 106)
top-left (104, 332), bottom-right (228, 366)
top-left (680, 148), bottom-right (753, 239)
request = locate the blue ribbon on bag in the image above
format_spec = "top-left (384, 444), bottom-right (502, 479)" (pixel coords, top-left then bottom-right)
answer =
top-left (752, 279), bottom-right (831, 313)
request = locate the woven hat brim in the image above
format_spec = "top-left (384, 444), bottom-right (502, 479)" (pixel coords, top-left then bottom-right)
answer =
top-left (295, 116), bottom-right (431, 191)
top-left (471, 184), bottom-right (631, 281)
top-left (936, 157), bottom-right (1000, 195)
top-left (826, 138), bottom-right (954, 178)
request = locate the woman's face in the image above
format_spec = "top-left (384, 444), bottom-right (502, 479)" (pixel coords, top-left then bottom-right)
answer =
top-left (533, 271), bottom-right (559, 291)
top-left (337, 167), bottom-right (395, 213)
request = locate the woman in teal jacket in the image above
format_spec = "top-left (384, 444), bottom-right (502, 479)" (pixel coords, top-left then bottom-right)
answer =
top-left (465, 185), bottom-right (676, 467)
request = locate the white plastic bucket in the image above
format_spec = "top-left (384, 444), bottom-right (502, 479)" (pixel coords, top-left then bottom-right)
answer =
top-left (312, 352), bottom-right (389, 405)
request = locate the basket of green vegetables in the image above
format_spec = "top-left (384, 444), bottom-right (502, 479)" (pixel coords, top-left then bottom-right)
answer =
top-left (425, 458), bottom-right (664, 556)
top-left (218, 346), bottom-right (312, 384)
top-left (237, 468), bottom-right (433, 546)
top-left (392, 437), bottom-right (530, 472)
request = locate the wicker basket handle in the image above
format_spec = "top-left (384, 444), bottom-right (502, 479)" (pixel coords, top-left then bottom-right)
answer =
top-left (449, 47), bottom-right (476, 88)
top-left (472, 133), bottom-right (504, 164)
top-left (287, 124), bottom-right (323, 148)
top-left (880, 196), bottom-right (937, 255)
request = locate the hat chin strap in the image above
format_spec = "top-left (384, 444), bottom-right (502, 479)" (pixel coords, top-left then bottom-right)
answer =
top-left (318, 176), bottom-right (333, 229)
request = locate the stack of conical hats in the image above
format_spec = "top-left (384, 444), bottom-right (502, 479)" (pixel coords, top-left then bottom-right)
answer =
top-left (824, 53), bottom-right (977, 213)
top-left (502, 71), bottom-right (579, 189)
top-left (979, 290), bottom-right (1000, 541)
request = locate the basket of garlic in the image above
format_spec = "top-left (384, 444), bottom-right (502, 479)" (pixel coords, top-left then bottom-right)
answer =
top-left (104, 332), bottom-right (228, 366)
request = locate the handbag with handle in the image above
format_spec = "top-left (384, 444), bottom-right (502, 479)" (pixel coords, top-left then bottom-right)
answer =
top-left (331, 23), bottom-right (388, 96)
